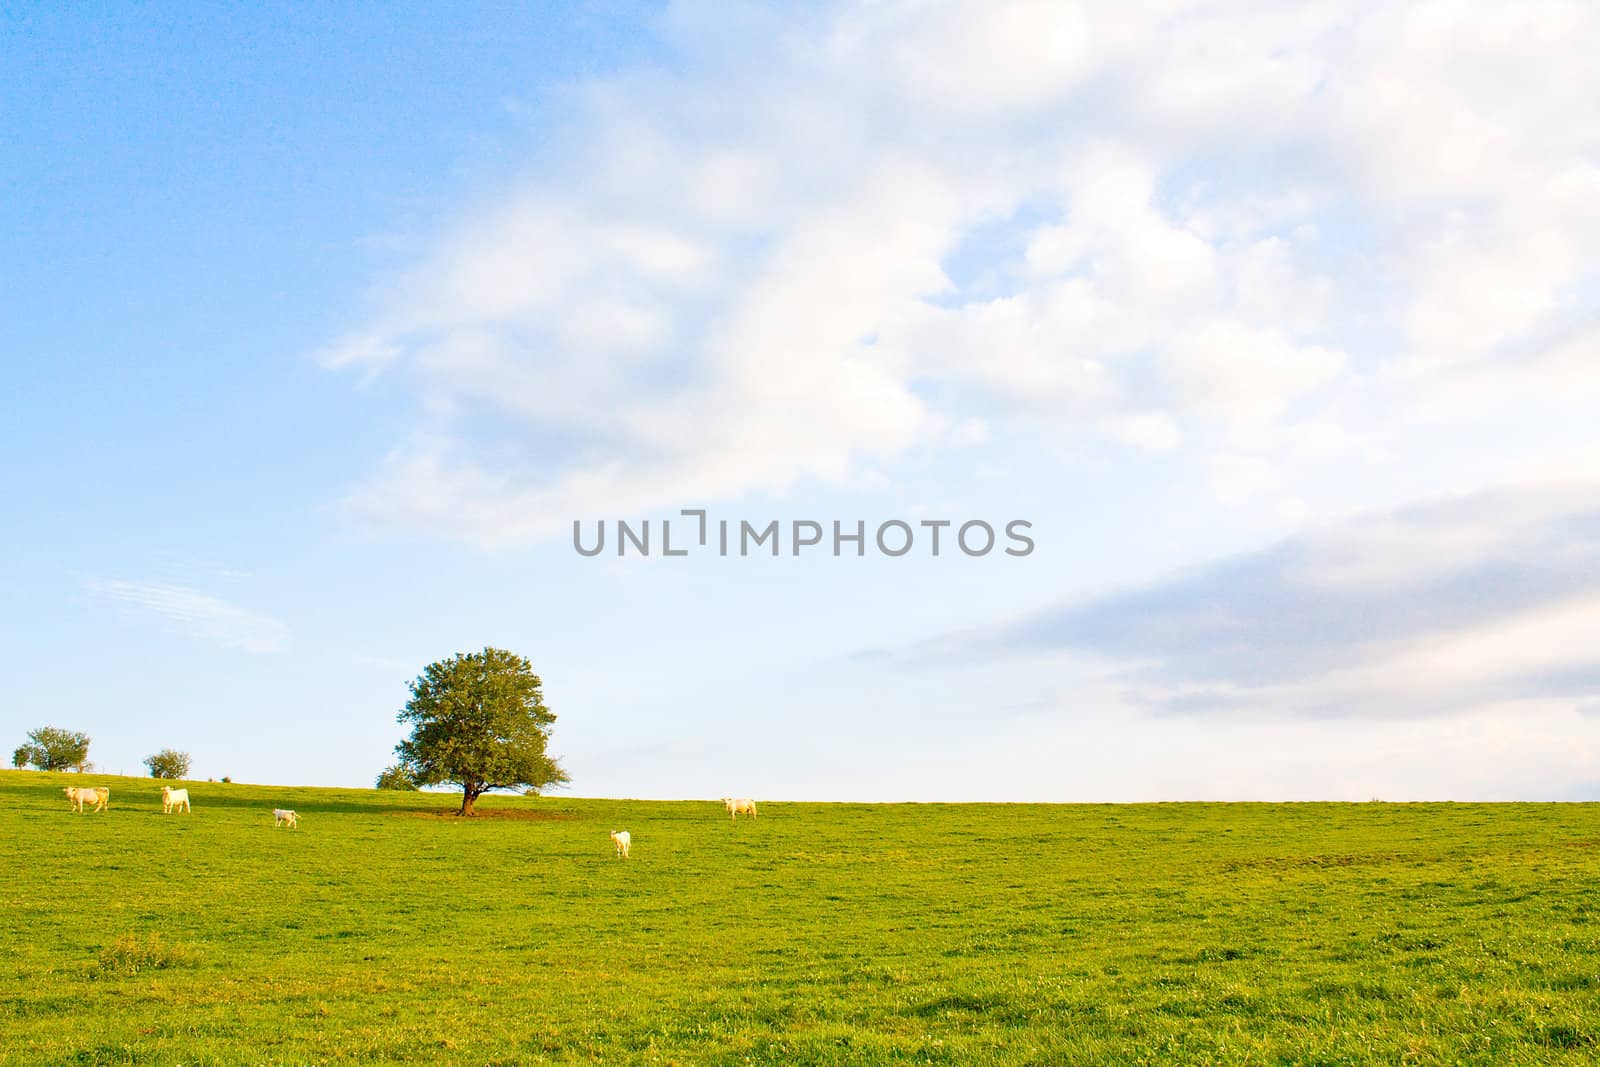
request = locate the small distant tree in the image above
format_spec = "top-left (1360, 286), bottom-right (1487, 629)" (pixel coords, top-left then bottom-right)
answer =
top-left (375, 764), bottom-right (419, 791)
top-left (394, 647), bottom-right (569, 815)
top-left (143, 749), bottom-right (191, 780)
top-left (16, 727), bottom-right (91, 772)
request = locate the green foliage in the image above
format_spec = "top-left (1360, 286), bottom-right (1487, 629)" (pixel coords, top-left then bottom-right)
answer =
top-left (6, 774), bottom-right (1600, 1065)
top-left (375, 763), bottom-right (419, 790)
top-left (395, 647), bottom-right (568, 814)
top-left (143, 748), bottom-right (191, 780)
top-left (17, 726), bottom-right (90, 771)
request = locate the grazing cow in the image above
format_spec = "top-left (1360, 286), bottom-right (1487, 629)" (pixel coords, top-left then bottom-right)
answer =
top-left (723, 796), bottom-right (757, 820)
top-left (161, 786), bottom-right (191, 814)
top-left (610, 829), bottom-right (631, 859)
top-left (273, 809), bottom-right (299, 828)
top-left (64, 786), bottom-right (110, 814)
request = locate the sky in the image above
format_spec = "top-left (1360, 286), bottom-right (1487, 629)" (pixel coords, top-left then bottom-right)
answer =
top-left (4, 0), bottom-right (1599, 801)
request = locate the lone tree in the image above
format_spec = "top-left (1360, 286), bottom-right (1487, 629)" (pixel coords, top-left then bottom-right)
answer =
top-left (394, 647), bottom-right (568, 815)
top-left (144, 749), bottom-right (192, 779)
top-left (375, 764), bottom-right (419, 791)
top-left (14, 727), bottom-right (91, 772)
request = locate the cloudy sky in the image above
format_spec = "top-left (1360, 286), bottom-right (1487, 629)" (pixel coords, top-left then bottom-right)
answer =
top-left (5, 0), bottom-right (1599, 799)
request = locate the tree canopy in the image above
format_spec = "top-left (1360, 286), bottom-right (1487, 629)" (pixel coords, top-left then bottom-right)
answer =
top-left (394, 647), bottom-right (568, 815)
top-left (144, 749), bottom-right (192, 779)
top-left (14, 727), bottom-right (91, 772)
top-left (375, 764), bottom-right (419, 791)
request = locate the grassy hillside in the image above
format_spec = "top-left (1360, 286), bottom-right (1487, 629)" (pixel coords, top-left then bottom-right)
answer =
top-left (4, 770), bottom-right (1600, 1065)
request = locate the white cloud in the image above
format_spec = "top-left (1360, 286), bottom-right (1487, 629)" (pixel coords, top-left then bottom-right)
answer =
top-left (1204, 453), bottom-right (1280, 504)
top-left (1105, 412), bottom-right (1182, 453)
top-left (1163, 319), bottom-right (1345, 432)
top-left (84, 578), bottom-right (288, 654)
top-left (1230, 237), bottom-right (1336, 336)
top-left (322, 0), bottom-right (1600, 543)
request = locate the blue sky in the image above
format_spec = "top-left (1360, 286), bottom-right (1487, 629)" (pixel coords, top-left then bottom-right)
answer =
top-left (5, 1), bottom-right (1600, 800)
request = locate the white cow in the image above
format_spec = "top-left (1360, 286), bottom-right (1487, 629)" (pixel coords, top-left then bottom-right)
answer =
top-left (723, 796), bottom-right (758, 820)
top-left (64, 786), bottom-right (110, 813)
top-left (273, 809), bottom-right (299, 828)
top-left (610, 829), bottom-right (631, 859)
top-left (161, 785), bottom-right (191, 814)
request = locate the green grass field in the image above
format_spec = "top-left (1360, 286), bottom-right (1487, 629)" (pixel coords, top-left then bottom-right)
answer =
top-left (5, 770), bottom-right (1600, 1065)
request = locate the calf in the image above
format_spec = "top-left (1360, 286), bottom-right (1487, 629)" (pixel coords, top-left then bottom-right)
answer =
top-left (724, 796), bottom-right (758, 820)
top-left (273, 809), bottom-right (299, 829)
top-left (161, 786), bottom-right (191, 814)
top-left (610, 829), bottom-right (631, 859)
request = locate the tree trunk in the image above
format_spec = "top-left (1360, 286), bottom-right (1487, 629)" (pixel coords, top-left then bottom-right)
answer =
top-left (460, 786), bottom-right (480, 816)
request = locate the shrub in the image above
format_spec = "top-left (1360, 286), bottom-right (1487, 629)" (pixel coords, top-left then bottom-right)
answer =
top-left (143, 749), bottom-right (192, 780)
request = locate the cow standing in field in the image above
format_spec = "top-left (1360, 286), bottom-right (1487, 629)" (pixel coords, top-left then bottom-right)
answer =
top-left (723, 797), bottom-right (757, 820)
top-left (273, 809), bottom-right (298, 828)
top-left (161, 786), bottom-right (191, 814)
top-left (610, 830), bottom-right (631, 859)
top-left (64, 786), bottom-right (110, 813)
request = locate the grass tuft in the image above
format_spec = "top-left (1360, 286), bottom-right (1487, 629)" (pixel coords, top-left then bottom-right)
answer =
top-left (92, 933), bottom-right (199, 977)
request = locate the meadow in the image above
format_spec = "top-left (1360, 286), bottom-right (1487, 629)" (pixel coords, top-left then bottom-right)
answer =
top-left (4, 770), bottom-right (1600, 1065)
